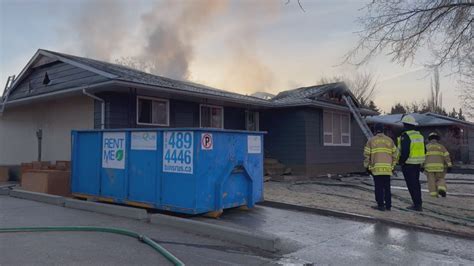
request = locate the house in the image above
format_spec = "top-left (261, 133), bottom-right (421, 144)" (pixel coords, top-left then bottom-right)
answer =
top-left (260, 83), bottom-right (377, 175)
top-left (0, 49), bottom-right (267, 166)
top-left (0, 49), bottom-right (375, 176)
top-left (366, 113), bottom-right (474, 163)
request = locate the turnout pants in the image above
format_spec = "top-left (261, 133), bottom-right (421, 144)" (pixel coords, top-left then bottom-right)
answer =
top-left (426, 172), bottom-right (447, 196)
top-left (373, 175), bottom-right (391, 209)
top-left (402, 164), bottom-right (422, 207)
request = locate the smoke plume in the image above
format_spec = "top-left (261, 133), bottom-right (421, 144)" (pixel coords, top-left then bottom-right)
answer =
top-left (68, 0), bottom-right (279, 92)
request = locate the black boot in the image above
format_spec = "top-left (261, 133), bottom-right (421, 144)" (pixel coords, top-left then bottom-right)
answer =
top-left (407, 205), bottom-right (423, 212)
top-left (439, 190), bottom-right (447, 197)
top-left (371, 205), bottom-right (385, 211)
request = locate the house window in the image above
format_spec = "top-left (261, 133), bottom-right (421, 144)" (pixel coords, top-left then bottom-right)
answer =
top-left (246, 110), bottom-right (259, 131)
top-left (137, 96), bottom-right (169, 126)
top-left (200, 104), bottom-right (224, 128)
top-left (323, 111), bottom-right (351, 146)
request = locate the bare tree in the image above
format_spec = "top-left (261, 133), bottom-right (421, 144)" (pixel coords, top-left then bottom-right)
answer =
top-left (428, 66), bottom-right (443, 113)
top-left (347, 0), bottom-right (473, 118)
top-left (319, 72), bottom-right (377, 108)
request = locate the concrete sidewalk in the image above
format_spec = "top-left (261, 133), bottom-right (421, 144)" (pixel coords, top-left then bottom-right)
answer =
top-left (0, 196), bottom-right (275, 265)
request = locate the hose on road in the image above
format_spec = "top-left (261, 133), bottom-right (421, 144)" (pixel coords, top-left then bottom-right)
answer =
top-left (0, 226), bottom-right (185, 266)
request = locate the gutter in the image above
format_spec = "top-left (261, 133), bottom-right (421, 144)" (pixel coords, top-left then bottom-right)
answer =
top-left (82, 89), bottom-right (105, 129)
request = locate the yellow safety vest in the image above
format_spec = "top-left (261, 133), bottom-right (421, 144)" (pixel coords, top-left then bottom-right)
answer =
top-left (364, 133), bottom-right (397, 176)
top-left (424, 141), bottom-right (452, 172)
top-left (397, 130), bottom-right (425, 165)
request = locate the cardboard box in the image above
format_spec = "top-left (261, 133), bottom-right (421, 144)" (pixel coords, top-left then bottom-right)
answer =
top-left (21, 170), bottom-right (71, 196)
top-left (32, 161), bottom-right (51, 170)
top-left (55, 161), bottom-right (71, 171)
top-left (0, 166), bottom-right (9, 182)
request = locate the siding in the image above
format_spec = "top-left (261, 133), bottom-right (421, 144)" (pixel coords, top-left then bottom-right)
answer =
top-left (224, 107), bottom-right (246, 130)
top-left (95, 91), bottom-right (248, 130)
top-left (94, 92), bottom-right (133, 129)
top-left (305, 108), bottom-right (366, 165)
top-left (9, 61), bottom-right (109, 101)
top-left (260, 108), bottom-right (307, 170)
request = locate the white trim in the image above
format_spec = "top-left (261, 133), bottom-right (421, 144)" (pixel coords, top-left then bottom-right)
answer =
top-left (136, 96), bottom-right (170, 126)
top-left (199, 104), bottom-right (224, 129)
top-left (323, 110), bottom-right (351, 147)
top-left (82, 89), bottom-right (105, 129)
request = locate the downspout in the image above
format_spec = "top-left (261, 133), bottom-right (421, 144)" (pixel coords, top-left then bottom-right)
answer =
top-left (82, 89), bottom-right (105, 129)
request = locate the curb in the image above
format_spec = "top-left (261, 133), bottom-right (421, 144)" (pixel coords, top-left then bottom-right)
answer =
top-left (150, 213), bottom-right (280, 252)
top-left (10, 189), bottom-right (65, 206)
top-left (259, 201), bottom-right (474, 240)
top-left (0, 189), bottom-right (10, 196)
top-left (64, 199), bottom-right (149, 221)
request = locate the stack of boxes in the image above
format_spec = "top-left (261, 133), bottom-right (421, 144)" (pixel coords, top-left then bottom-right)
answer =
top-left (20, 161), bottom-right (71, 196)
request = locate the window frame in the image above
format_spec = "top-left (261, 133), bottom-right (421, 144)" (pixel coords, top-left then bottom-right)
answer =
top-left (136, 96), bottom-right (170, 126)
top-left (323, 110), bottom-right (351, 147)
top-left (199, 104), bottom-right (224, 129)
top-left (245, 110), bottom-right (260, 131)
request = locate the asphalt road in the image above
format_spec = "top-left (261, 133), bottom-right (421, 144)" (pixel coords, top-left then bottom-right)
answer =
top-left (1, 194), bottom-right (473, 265)
top-left (0, 195), bottom-right (275, 265)
top-left (196, 205), bottom-right (474, 265)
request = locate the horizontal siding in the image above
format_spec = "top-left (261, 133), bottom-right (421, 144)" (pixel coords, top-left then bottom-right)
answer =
top-left (260, 108), bottom-right (307, 166)
top-left (100, 91), bottom-right (249, 130)
top-left (224, 107), bottom-right (246, 130)
top-left (305, 108), bottom-right (366, 171)
top-left (9, 61), bottom-right (109, 101)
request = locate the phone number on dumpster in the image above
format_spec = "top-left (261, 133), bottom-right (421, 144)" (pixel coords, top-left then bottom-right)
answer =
top-left (163, 131), bottom-right (194, 174)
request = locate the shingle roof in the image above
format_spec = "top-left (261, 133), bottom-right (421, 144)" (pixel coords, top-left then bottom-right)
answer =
top-left (4, 49), bottom-right (375, 115)
top-left (42, 50), bottom-right (270, 105)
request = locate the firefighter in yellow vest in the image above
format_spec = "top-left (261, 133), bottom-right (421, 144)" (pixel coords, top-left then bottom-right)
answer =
top-left (364, 123), bottom-right (397, 211)
top-left (397, 115), bottom-right (425, 211)
top-left (423, 132), bottom-right (452, 197)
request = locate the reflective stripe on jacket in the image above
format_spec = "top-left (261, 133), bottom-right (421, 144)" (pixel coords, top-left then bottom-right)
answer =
top-left (397, 130), bottom-right (425, 165)
top-left (424, 140), bottom-right (452, 172)
top-left (364, 133), bottom-right (397, 176)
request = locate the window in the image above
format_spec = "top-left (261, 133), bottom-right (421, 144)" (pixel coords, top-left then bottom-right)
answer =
top-left (200, 104), bottom-right (223, 128)
top-left (323, 111), bottom-right (351, 146)
top-left (137, 96), bottom-right (169, 126)
top-left (246, 111), bottom-right (259, 131)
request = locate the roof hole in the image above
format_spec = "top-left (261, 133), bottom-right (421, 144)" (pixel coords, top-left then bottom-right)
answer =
top-left (42, 72), bottom-right (51, 85)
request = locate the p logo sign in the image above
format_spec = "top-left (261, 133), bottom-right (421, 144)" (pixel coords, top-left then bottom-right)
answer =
top-left (201, 133), bottom-right (213, 150)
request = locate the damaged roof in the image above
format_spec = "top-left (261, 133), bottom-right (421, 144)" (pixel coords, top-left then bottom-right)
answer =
top-left (3, 49), bottom-right (375, 114)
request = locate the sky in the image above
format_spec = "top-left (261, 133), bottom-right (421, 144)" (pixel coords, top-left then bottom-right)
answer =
top-left (0, 0), bottom-right (463, 114)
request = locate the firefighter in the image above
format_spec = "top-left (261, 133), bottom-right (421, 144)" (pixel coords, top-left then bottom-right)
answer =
top-left (423, 132), bottom-right (452, 197)
top-left (364, 123), bottom-right (397, 211)
top-left (397, 115), bottom-right (425, 211)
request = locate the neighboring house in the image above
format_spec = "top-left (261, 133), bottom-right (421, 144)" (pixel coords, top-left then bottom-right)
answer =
top-left (366, 113), bottom-right (474, 163)
top-left (260, 83), bottom-right (377, 175)
top-left (0, 49), bottom-right (376, 176)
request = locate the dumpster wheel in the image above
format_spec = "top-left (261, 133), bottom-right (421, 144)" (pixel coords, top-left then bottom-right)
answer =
top-left (0, 226), bottom-right (185, 266)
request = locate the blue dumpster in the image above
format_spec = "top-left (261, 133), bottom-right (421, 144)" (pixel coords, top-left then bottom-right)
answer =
top-left (71, 128), bottom-right (264, 214)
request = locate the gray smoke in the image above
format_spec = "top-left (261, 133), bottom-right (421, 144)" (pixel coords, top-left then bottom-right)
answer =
top-left (72, 0), bottom-right (128, 61)
top-left (138, 0), bottom-right (227, 79)
top-left (68, 0), bottom-right (279, 91)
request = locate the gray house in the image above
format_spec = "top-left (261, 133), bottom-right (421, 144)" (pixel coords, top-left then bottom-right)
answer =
top-left (260, 84), bottom-right (377, 175)
top-left (366, 113), bottom-right (474, 163)
top-left (0, 49), bottom-right (375, 176)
